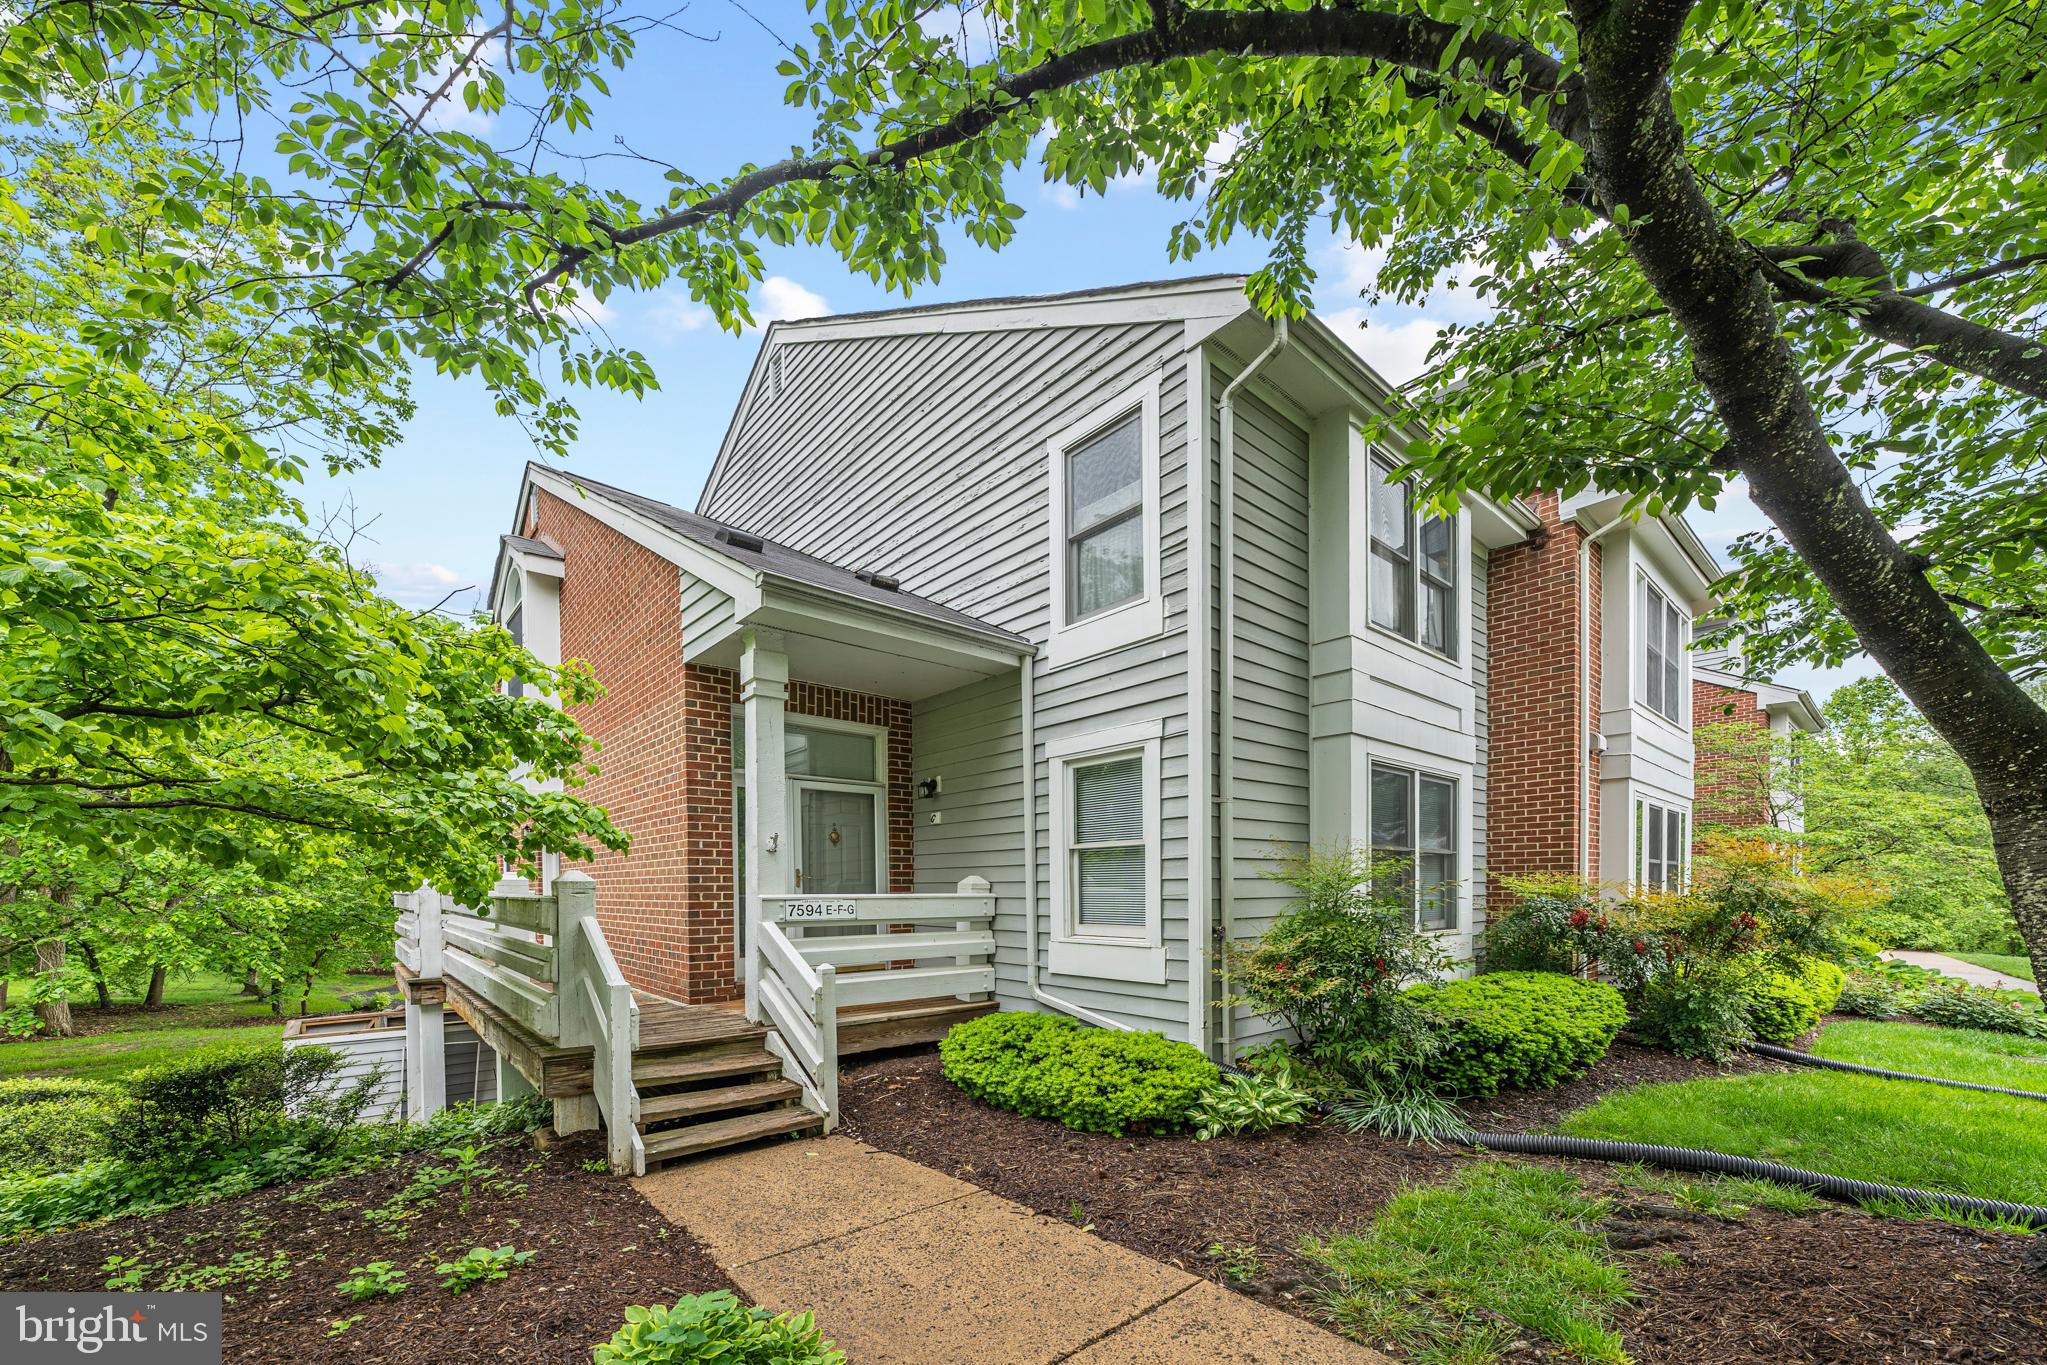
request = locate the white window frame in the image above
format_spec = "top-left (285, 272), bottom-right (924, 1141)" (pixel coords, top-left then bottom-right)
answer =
top-left (1366, 758), bottom-right (1463, 933)
top-left (1046, 378), bottom-right (1164, 668)
top-left (1365, 450), bottom-right (1462, 664)
top-left (1634, 797), bottom-right (1690, 890)
top-left (1640, 575), bottom-right (1688, 726)
top-left (1046, 719), bottom-right (1166, 984)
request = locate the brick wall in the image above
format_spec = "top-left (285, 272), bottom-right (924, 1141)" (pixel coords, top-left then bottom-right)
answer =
top-left (1486, 491), bottom-right (1602, 891)
top-left (1692, 678), bottom-right (1772, 836)
top-left (522, 487), bottom-right (915, 1004)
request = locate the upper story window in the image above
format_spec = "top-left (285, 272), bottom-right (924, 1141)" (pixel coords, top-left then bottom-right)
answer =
top-left (1046, 380), bottom-right (1163, 667)
top-left (1367, 456), bottom-right (1458, 658)
top-left (1066, 413), bottom-right (1145, 620)
top-left (1643, 580), bottom-right (1686, 723)
top-left (502, 571), bottom-right (526, 699)
top-left (1369, 760), bottom-right (1459, 931)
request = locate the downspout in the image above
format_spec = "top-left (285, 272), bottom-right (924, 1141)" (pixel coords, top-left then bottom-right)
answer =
top-left (1578, 514), bottom-right (1629, 880)
top-left (1020, 655), bottom-right (1124, 1029)
top-left (1216, 316), bottom-right (1290, 1061)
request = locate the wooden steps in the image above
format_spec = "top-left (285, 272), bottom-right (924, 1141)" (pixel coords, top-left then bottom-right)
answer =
top-left (633, 1047), bottom-right (782, 1087)
top-left (638, 1078), bottom-right (801, 1124)
top-left (641, 1106), bottom-right (822, 1163)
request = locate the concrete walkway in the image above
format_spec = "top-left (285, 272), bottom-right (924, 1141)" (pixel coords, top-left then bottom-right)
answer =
top-left (635, 1136), bottom-right (1385, 1364)
top-left (1884, 949), bottom-right (2039, 994)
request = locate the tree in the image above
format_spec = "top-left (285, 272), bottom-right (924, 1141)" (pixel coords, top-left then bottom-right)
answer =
top-left (0, 1), bottom-right (2041, 979)
top-left (0, 121), bottom-right (625, 904)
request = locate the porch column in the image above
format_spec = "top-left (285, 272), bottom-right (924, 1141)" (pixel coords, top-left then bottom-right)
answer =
top-left (740, 628), bottom-right (791, 1021)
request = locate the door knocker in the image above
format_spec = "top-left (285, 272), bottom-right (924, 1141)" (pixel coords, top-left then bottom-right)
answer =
top-left (827, 823), bottom-right (843, 846)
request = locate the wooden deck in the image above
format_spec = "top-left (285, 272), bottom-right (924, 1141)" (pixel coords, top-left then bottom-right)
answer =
top-left (631, 994), bottom-right (995, 1057)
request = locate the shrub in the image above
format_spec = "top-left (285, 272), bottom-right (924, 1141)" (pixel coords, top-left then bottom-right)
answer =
top-left (114, 1040), bottom-right (370, 1164)
top-left (1800, 958), bottom-right (1847, 1014)
top-left (1734, 963), bottom-right (1826, 1044)
top-left (594, 1292), bottom-right (844, 1365)
top-left (1633, 963), bottom-right (1753, 1060)
top-left (1226, 846), bottom-right (1451, 1081)
top-left (0, 1095), bottom-right (122, 1174)
top-left (1404, 972), bottom-right (1627, 1096)
top-left (1481, 878), bottom-right (1672, 991)
top-left (1911, 984), bottom-right (2047, 1038)
top-left (0, 1077), bottom-right (121, 1108)
top-left (939, 1012), bottom-right (1219, 1135)
top-left (1836, 971), bottom-right (1908, 1018)
top-left (1190, 1070), bottom-right (1314, 1140)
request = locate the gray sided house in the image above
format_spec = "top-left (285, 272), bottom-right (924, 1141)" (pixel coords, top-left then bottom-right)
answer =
top-left (447, 276), bottom-right (1729, 1164)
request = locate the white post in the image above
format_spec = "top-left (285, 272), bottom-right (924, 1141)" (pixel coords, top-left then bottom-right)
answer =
top-left (741, 629), bottom-right (791, 1023)
top-left (548, 872), bottom-right (605, 1138)
top-left (956, 875), bottom-right (990, 1002)
top-left (404, 887), bottom-right (448, 1121)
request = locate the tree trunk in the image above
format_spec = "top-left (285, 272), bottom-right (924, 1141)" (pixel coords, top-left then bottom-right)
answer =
top-left (78, 941), bottom-right (112, 1010)
top-left (1563, 0), bottom-right (2047, 999)
top-left (240, 967), bottom-right (262, 997)
top-left (33, 939), bottom-right (74, 1037)
top-left (144, 964), bottom-right (167, 1009)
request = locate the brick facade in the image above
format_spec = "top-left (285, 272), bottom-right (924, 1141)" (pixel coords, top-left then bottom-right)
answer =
top-left (1485, 492), bottom-right (1602, 890)
top-left (1692, 677), bottom-right (1772, 836)
top-left (525, 489), bottom-right (914, 1005)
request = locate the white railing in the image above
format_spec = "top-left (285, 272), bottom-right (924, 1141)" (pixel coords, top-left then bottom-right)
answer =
top-left (394, 872), bottom-right (643, 1173)
top-left (754, 876), bottom-right (996, 1129)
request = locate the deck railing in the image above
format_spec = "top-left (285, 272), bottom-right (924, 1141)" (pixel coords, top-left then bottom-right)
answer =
top-left (395, 873), bottom-right (642, 1173)
top-left (754, 876), bottom-right (996, 1129)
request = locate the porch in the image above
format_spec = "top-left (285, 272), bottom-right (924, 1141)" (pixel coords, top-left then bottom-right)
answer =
top-left (394, 874), bottom-right (999, 1172)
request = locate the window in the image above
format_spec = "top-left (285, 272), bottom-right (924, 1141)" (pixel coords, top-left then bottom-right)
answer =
top-left (502, 572), bottom-right (525, 698)
top-left (1369, 761), bottom-right (1459, 930)
top-left (1047, 381), bottom-right (1163, 666)
top-left (1643, 580), bottom-right (1684, 723)
top-left (1070, 756), bottom-right (1145, 931)
top-left (1635, 800), bottom-right (1689, 890)
top-left (1066, 414), bottom-right (1145, 620)
top-left (1368, 456), bottom-right (1457, 657)
top-left (1046, 720), bottom-right (1165, 983)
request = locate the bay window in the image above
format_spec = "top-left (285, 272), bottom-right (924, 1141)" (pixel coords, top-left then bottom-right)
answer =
top-left (1643, 580), bottom-right (1685, 723)
top-left (1369, 761), bottom-right (1459, 930)
top-left (1368, 455), bottom-right (1458, 658)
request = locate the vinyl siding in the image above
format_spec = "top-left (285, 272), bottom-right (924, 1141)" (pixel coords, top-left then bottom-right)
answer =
top-left (706, 319), bottom-right (1199, 1037)
top-left (1470, 544), bottom-right (1492, 944)
top-left (678, 572), bottom-right (733, 653)
top-left (1221, 382), bottom-right (1312, 1055)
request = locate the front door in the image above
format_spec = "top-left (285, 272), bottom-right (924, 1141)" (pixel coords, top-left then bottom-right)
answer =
top-left (793, 781), bottom-right (883, 943)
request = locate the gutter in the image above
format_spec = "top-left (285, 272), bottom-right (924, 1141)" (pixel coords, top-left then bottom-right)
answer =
top-left (1578, 514), bottom-right (1630, 880)
top-left (1215, 316), bottom-right (1290, 1061)
top-left (1019, 655), bottom-right (1124, 1030)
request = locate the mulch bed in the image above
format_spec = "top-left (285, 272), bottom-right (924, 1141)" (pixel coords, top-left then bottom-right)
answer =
top-left (0, 1132), bottom-right (734, 1363)
top-left (839, 1045), bottom-right (2047, 1364)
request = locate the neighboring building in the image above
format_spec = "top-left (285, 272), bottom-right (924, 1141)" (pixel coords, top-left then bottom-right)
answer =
top-left (1691, 633), bottom-right (1825, 838)
top-left (488, 275), bottom-right (1736, 1066)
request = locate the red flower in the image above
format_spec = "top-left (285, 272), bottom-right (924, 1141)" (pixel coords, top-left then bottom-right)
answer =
top-left (1569, 908), bottom-right (1591, 929)
top-left (1632, 940), bottom-right (1648, 954)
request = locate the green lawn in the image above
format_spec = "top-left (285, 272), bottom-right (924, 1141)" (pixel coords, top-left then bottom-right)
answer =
top-left (1558, 1069), bottom-right (2047, 1213)
top-left (1309, 1161), bottom-right (1633, 1363)
top-left (0, 970), bottom-right (391, 1082)
top-left (1810, 1019), bottom-right (2047, 1091)
top-left (1946, 952), bottom-right (2037, 983)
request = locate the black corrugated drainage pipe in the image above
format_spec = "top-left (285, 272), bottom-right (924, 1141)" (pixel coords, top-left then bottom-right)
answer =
top-left (1746, 1040), bottom-right (2047, 1103)
top-left (1454, 1130), bottom-right (2047, 1230)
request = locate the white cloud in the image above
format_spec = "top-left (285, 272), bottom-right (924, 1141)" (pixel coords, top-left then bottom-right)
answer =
top-left (1044, 181), bottom-right (1082, 211)
top-left (750, 276), bottom-right (830, 328)
top-left (646, 290), bottom-right (714, 339)
top-left (1320, 310), bottom-right (1446, 386)
top-left (375, 560), bottom-right (477, 609)
top-left (558, 279), bottom-right (616, 327)
top-left (1317, 240), bottom-right (1495, 326)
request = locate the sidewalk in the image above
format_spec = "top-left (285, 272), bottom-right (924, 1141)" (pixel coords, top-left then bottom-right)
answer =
top-left (635, 1135), bottom-right (1385, 1364)
top-left (1884, 949), bottom-right (2039, 995)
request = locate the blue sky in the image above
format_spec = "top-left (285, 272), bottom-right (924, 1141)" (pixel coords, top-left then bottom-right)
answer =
top-left (314, 0), bottom-right (1867, 702)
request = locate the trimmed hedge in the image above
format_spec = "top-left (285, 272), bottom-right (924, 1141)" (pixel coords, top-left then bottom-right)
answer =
top-left (1407, 971), bottom-right (1628, 1096)
top-left (938, 1011), bottom-right (1219, 1135)
top-left (1735, 956), bottom-right (1847, 1044)
top-left (0, 1096), bottom-right (122, 1174)
top-left (0, 1077), bottom-right (121, 1109)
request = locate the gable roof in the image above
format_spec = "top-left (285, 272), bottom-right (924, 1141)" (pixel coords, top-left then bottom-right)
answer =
top-left (521, 462), bottom-right (1029, 649)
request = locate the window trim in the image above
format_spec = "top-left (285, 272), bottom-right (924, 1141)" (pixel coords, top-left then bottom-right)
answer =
top-left (1046, 720), bottom-right (1166, 984)
top-left (1640, 575), bottom-right (1688, 726)
top-left (1046, 379), bottom-right (1164, 668)
top-left (1366, 451), bottom-right (1461, 663)
top-left (1366, 758), bottom-right (1463, 933)
top-left (1634, 797), bottom-right (1690, 890)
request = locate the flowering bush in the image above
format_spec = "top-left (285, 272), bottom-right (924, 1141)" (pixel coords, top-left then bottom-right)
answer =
top-left (1481, 878), bottom-right (1672, 991)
